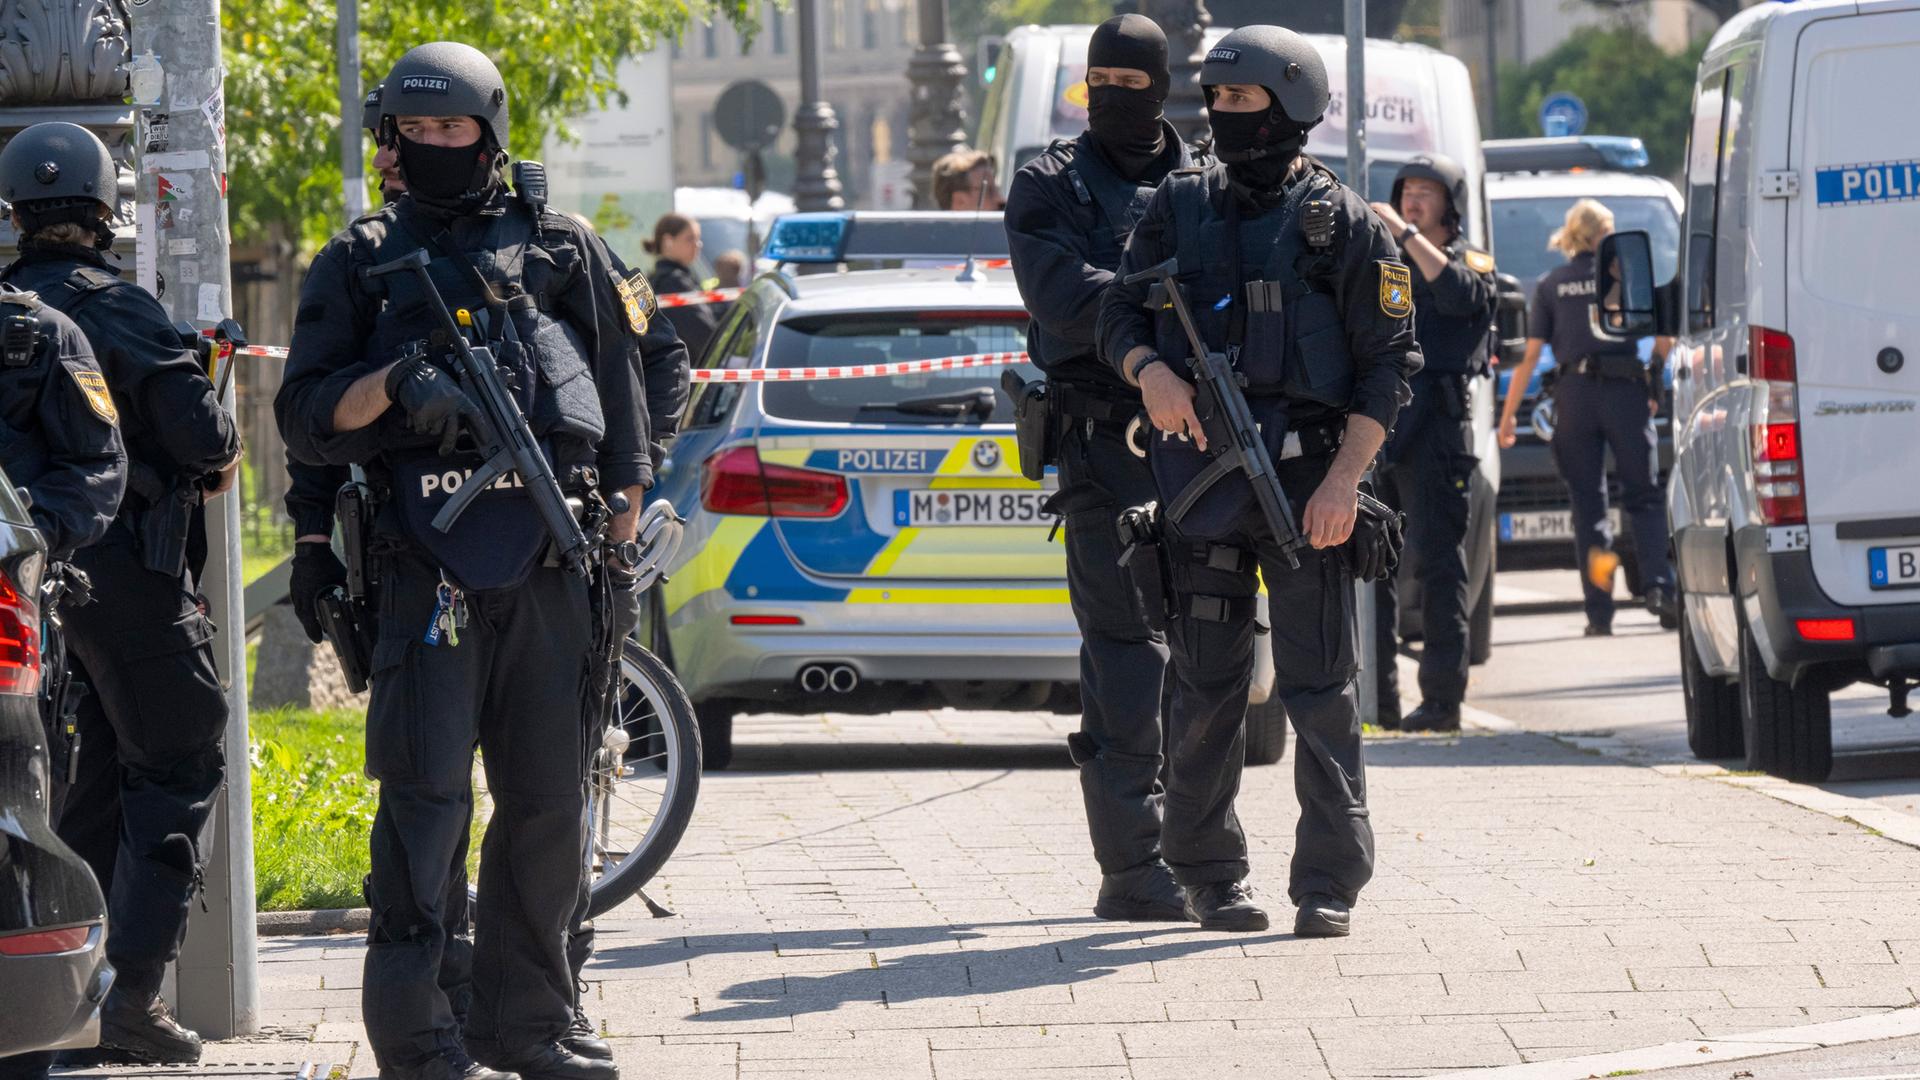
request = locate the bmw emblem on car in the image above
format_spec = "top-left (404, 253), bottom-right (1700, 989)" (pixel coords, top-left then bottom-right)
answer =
top-left (971, 440), bottom-right (1000, 471)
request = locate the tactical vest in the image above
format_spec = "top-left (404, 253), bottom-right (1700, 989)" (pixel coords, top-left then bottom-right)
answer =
top-left (1161, 163), bottom-right (1354, 410)
top-left (350, 198), bottom-right (608, 590)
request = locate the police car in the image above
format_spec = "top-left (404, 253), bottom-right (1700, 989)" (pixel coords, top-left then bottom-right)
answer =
top-left (1486, 136), bottom-right (1683, 585)
top-left (640, 212), bottom-right (1074, 768)
top-left (1604, 0), bottom-right (1920, 782)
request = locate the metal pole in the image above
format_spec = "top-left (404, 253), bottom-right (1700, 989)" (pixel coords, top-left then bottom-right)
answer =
top-left (1483, 0), bottom-right (1499, 136)
top-left (1345, 0), bottom-right (1380, 728)
top-left (338, 0), bottom-right (365, 222)
top-left (133, 0), bottom-right (258, 1038)
top-left (905, 0), bottom-right (968, 208)
top-left (791, 0), bottom-right (845, 211)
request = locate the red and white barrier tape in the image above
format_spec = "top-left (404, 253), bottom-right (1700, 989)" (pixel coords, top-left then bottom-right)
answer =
top-left (231, 344), bottom-right (1029, 382)
top-left (655, 287), bottom-right (742, 308)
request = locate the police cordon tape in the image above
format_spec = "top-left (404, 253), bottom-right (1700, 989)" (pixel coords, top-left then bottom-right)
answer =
top-left (654, 287), bottom-right (742, 308)
top-left (231, 343), bottom-right (1031, 382)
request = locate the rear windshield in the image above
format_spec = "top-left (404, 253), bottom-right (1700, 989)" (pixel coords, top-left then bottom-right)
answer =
top-left (1493, 194), bottom-right (1681, 292)
top-left (763, 312), bottom-right (1036, 425)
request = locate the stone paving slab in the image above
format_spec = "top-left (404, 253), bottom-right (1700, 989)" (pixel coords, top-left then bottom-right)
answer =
top-left (107, 708), bottom-right (1920, 1079)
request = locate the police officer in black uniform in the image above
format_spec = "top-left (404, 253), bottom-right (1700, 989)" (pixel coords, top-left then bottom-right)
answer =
top-left (1498, 197), bottom-right (1675, 635)
top-left (1099, 25), bottom-right (1419, 936)
top-left (0, 282), bottom-right (124, 558)
top-left (1004, 13), bottom-right (1197, 923)
top-left (0, 121), bottom-right (241, 1063)
top-left (1367, 155), bottom-right (1497, 732)
top-left (276, 42), bottom-right (654, 1080)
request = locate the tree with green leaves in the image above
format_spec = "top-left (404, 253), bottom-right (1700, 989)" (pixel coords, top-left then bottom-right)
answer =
top-left (223, 0), bottom-right (758, 251)
top-left (1495, 25), bottom-right (1707, 177)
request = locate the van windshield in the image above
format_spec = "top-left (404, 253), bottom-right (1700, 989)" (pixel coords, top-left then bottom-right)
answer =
top-left (763, 313), bottom-right (1037, 426)
top-left (1493, 195), bottom-right (1680, 291)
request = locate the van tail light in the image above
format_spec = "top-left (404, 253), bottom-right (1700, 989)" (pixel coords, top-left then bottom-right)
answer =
top-left (701, 446), bottom-right (849, 519)
top-left (1748, 326), bottom-right (1805, 526)
top-left (0, 924), bottom-right (92, 956)
top-left (0, 569), bottom-right (40, 697)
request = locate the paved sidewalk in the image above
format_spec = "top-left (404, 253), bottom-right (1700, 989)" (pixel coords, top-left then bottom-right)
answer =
top-left (102, 706), bottom-right (1920, 1080)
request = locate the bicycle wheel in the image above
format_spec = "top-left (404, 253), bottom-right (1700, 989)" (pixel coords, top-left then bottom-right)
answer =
top-left (470, 638), bottom-right (701, 919)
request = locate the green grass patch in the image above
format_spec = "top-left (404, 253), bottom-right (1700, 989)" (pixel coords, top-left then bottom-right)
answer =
top-left (251, 706), bottom-right (376, 911)
top-left (241, 547), bottom-right (289, 586)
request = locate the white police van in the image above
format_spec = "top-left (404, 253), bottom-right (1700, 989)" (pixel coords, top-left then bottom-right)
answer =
top-left (1602, 0), bottom-right (1920, 782)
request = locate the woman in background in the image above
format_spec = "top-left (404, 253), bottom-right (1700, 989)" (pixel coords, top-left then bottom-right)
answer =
top-left (645, 213), bottom-right (721, 360)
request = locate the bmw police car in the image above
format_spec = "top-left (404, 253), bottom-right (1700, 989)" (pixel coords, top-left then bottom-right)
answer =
top-left (640, 213), bottom-right (1074, 768)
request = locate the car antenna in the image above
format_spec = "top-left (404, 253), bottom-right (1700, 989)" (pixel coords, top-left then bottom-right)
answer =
top-left (955, 171), bottom-right (990, 284)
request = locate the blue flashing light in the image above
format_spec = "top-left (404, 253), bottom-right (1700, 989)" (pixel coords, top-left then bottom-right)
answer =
top-left (983, 65), bottom-right (997, 84)
top-left (1586, 136), bottom-right (1650, 171)
top-left (764, 213), bottom-right (851, 263)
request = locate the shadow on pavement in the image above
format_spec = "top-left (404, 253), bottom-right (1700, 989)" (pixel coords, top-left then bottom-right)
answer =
top-left (727, 741), bottom-right (1072, 772)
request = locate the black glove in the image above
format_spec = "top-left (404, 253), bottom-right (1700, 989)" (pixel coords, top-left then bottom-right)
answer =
top-left (289, 541), bottom-right (348, 643)
top-left (1343, 489), bottom-right (1406, 583)
top-left (607, 558), bottom-right (642, 644)
top-left (385, 354), bottom-right (479, 455)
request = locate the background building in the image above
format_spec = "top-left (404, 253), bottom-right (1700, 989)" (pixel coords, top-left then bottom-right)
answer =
top-left (672, 0), bottom-right (918, 205)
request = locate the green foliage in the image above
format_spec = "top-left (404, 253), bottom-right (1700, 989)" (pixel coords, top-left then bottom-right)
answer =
top-left (1495, 25), bottom-right (1707, 177)
top-left (223, 0), bottom-right (762, 251)
top-left (950, 0), bottom-right (1113, 55)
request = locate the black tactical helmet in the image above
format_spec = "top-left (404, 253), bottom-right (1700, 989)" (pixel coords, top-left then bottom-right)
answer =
top-left (362, 84), bottom-right (383, 137)
top-left (1391, 153), bottom-right (1470, 221)
top-left (0, 122), bottom-right (118, 212)
top-left (380, 42), bottom-right (509, 151)
top-left (1200, 25), bottom-right (1331, 127)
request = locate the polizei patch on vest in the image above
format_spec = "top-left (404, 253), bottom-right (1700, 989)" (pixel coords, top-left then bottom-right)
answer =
top-left (400, 75), bottom-right (451, 95)
top-left (1205, 47), bottom-right (1239, 64)
top-left (1378, 261), bottom-right (1413, 319)
top-left (612, 270), bottom-right (656, 335)
top-left (67, 364), bottom-right (118, 424)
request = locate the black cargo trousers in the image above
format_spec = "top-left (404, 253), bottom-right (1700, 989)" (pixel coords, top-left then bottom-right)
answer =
top-left (55, 532), bottom-right (226, 998)
top-left (1373, 390), bottom-right (1475, 708)
top-left (360, 544), bottom-right (590, 1069)
top-left (1051, 404), bottom-right (1171, 876)
top-left (1160, 454), bottom-right (1375, 905)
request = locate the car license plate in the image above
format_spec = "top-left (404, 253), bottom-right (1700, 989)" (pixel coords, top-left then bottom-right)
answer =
top-left (1869, 544), bottom-right (1920, 590)
top-left (1498, 509), bottom-right (1622, 543)
top-left (894, 489), bottom-right (1049, 527)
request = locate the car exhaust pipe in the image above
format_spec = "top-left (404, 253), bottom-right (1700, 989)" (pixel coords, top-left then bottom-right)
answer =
top-left (828, 665), bottom-right (859, 694)
top-left (798, 664), bottom-right (830, 693)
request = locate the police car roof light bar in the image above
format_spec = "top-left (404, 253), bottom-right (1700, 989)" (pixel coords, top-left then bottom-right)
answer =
top-left (1483, 136), bottom-right (1650, 174)
top-left (763, 211), bottom-right (1014, 266)
top-left (362, 248), bottom-right (597, 576)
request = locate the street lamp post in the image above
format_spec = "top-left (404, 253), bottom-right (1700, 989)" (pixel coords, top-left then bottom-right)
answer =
top-left (1138, 0), bottom-right (1212, 145)
top-left (792, 0), bottom-right (845, 211)
top-left (1482, 0), bottom-right (1500, 135)
top-left (906, 0), bottom-right (970, 208)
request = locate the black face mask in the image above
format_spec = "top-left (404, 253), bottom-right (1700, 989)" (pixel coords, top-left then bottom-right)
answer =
top-left (1208, 106), bottom-right (1309, 196)
top-left (1087, 86), bottom-right (1166, 179)
top-left (396, 134), bottom-right (497, 208)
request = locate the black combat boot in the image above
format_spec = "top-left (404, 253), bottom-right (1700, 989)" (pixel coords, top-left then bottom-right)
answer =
top-left (89, 985), bottom-right (202, 1065)
top-left (562, 1003), bottom-right (613, 1061)
top-left (1646, 584), bottom-right (1679, 630)
top-left (1294, 893), bottom-right (1352, 938)
top-left (380, 1044), bottom-right (519, 1080)
top-left (1401, 700), bottom-right (1462, 733)
top-left (1094, 861), bottom-right (1187, 921)
top-left (473, 1041), bottom-right (617, 1080)
top-left (1182, 880), bottom-right (1270, 932)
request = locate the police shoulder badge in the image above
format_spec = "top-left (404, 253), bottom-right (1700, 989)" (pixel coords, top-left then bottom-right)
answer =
top-left (1464, 248), bottom-right (1496, 275)
top-left (1378, 261), bottom-right (1413, 319)
top-left (65, 362), bottom-right (118, 425)
top-left (611, 270), bottom-right (657, 335)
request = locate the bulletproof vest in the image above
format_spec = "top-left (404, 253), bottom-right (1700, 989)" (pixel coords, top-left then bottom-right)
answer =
top-left (1162, 163), bottom-right (1354, 410)
top-left (1413, 240), bottom-right (1497, 376)
top-left (351, 199), bottom-right (607, 590)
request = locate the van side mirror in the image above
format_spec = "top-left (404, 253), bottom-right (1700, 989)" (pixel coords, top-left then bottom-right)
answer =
top-left (1494, 272), bottom-right (1528, 369)
top-left (1595, 230), bottom-right (1659, 339)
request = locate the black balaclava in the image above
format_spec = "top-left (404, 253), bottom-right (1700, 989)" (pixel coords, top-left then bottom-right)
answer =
top-left (1207, 88), bottom-right (1316, 203)
top-left (396, 124), bottom-right (501, 212)
top-left (1086, 14), bottom-right (1170, 180)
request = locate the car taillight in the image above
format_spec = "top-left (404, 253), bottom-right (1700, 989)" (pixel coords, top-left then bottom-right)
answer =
top-left (0, 569), bottom-right (39, 697)
top-left (0, 924), bottom-right (92, 956)
top-left (1797, 617), bottom-right (1856, 642)
top-left (1749, 326), bottom-right (1805, 526)
top-left (700, 446), bottom-right (849, 519)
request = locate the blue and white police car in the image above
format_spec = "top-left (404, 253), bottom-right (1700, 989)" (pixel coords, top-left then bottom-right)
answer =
top-left (640, 213), bottom-right (1077, 767)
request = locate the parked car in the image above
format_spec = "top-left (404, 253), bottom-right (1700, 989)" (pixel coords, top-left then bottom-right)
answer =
top-left (1486, 136), bottom-right (1683, 590)
top-left (1605, 0), bottom-right (1920, 781)
top-left (0, 471), bottom-right (112, 1058)
top-left (640, 212), bottom-right (1080, 769)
